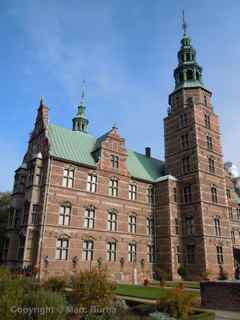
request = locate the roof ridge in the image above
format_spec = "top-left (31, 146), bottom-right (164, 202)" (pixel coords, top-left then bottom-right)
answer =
top-left (127, 149), bottom-right (164, 163)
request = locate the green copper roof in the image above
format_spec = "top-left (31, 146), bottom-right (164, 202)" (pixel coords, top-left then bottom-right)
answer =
top-left (47, 124), bottom-right (165, 182)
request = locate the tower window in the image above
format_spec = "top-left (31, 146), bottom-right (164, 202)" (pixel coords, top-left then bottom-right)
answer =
top-left (211, 186), bottom-right (218, 203)
top-left (182, 156), bottom-right (191, 174)
top-left (214, 217), bottom-right (221, 236)
top-left (62, 168), bottom-right (74, 188)
top-left (186, 53), bottom-right (190, 61)
top-left (56, 239), bottom-right (69, 260)
top-left (87, 174), bottom-right (97, 193)
top-left (107, 210), bottom-right (117, 232)
top-left (207, 135), bottom-right (213, 151)
top-left (187, 69), bottom-right (193, 80)
top-left (173, 188), bottom-right (177, 202)
top-left (175, 218), bottom-right (179, 234)
top-left (106, 241), bottom-right (117, 262)
top-left (128, 215), bottom-right (136, 233)
top-left (204, 114), bottom-right (211, 129)
top-left (128, 242), bottom-right (136, 262)
top-left (208, 157), bottom-right (215, 173)
top-left (196, 72), bottom-right (200, 81)
top-left (216, 246), bottom-right (224, 264)
top-left (183, 185), bottom-right (192, 203)
top-left (185, 217), bottom-right (194, 235)
top-left (179, 113), bottom-right (188, 128)
top-left (187, 245), bottom-right (195, 264)
top-left (228, 207), bottom-right (233, 220)
top-left (180, 133), bottom-right (189, 149)
top-left (84, 207), bottom-right (95, 229)
top-left (82, 240), bottom-right (94, 261)
top-left (179, 72), bottom-right (184, 82)
top-left (146, 216), bottom-right (154, 236)
top-left (148, 187), bottom-right (154, 205)
top-left (111, 155), bottom-right (119, 169)
top-left (129, 184), bottom-right (137, 200)
top-left (109, 178), bottom-right (118, 197)
top-left (204, 95), bottom-right (208, 106)
top-left (231, 230), bottom-right (235, 244)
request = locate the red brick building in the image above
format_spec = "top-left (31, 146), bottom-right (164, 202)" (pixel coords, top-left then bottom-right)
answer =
top-left (3, 25), bottom-right (240, 282)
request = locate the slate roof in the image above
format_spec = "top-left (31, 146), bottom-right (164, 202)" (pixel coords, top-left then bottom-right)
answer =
top-left (47, 124), bottom-right (165, 182)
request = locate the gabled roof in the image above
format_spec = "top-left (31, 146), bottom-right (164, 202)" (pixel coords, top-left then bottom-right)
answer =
top-left (47, 124), bottom-right (165, 182)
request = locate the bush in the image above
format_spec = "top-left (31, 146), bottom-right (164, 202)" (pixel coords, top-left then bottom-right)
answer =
top-left (0, 265), bottom-right (12, 281)
top-left (156, 287), bottom-right (197, 320)
top-left (21, 288), bottom-right (68, 320)
top-left (178, 265), bottom-right (188, 280)
top-left (43, 277), bottom-right (67, 293)
top-left (218, 266), bottom-right (228, 280)
top-left (68, 268), bottom-right (116, 314)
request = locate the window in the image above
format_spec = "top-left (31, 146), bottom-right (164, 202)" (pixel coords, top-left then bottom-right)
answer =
top-left (226, 189), bottom-right (231, 200)
top-left (185, 217), bottom-right (194, 235)
top-left (128, 215), bottom-right (136, 233)
top-left (173, 188), bottom-right (177, 202)
top-left (128, 243), bottom-right (136, 262)
top-left (31, 205), bottom-right (39, 225)
top-left (208, 158), bottom-right (215, 173)
top-left (2, 239), bottom-right (9, 261)
top-left (214, 217), bottom-right (221, 236)
top-left (176, 246), bottom-right (181, 264)
top-left (23, 202), bottom-right (30, 225)
top-left (216, 246), bottom-right (224, 264)
top-left (106, 241), bottom-right (116, 262)
top-left (229, 207), bottom-right (233, 219)
top-left (82, 240), bottom-right (94, 261)
top-left (147, 245), bottom-right (155, 263)
top-left (179, 113), bottom-right (188, 128)
top-left (204, 95), bottom-right (208, 106)
top-left (182, 156), bottom-right (191, 174)
top-left (87, 174), bottom-right (97, 193)
top-left (28, 167), bottom-right (34, 186)
top-left (17, 237), bottom-right (25, 260)
top-left (231, 230), bottom-right (235, 244)
top-left (186, 70), bottom-right (193, 80)
top-left (35, 166), bottom-right (42, 185)
top-left (175, 218), bottom-right (179, 235)
top-left (204, 114), bottom-right (211, 129)
top-left (8, 208), bottom-right (15, 227)
top-left (111, 155), bottom-right (119, 169)
top-left (146, 217), bottom-right (154, 236)
top-left (207, 135), bottom-right (213, 151)
top-left (183, 185), bottom-right (192, 203)
top-left (148, 187), bottom-right (154, 205)
top-left (84, 207), bottom-right (95, 229)
top-left (129, 184), bottom-right (137, 200)
top-left (107, 210), bottom-right (117, 232)
top-left (109, 178), bottom-right (118, 197)
top-left (62, 168), bottom-right (74, 188)
top-left (56, 239), bottom-right (69, 260)
top-left (14, 209), bottom-right (21, 227)
top-left (59, 205), bottom-right (71, 226)
top-left (187, 245), bottom-right (195, 264)
top-left (211, 186), bottom-right (218, 203)
top-left (180, 133), bottom-right (189, 149)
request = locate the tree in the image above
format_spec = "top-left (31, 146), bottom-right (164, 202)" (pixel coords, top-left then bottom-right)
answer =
top-left (0, 192), bottom-right (11, 262)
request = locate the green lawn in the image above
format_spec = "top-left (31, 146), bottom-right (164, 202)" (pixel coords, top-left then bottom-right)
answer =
top-left (115, 284), bottom-right (199, 301)
top-left (151, 280), bottom-right (200, 289)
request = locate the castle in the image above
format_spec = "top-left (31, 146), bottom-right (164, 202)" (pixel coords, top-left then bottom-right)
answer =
top-left (3, 20), bottom-right (240, 282)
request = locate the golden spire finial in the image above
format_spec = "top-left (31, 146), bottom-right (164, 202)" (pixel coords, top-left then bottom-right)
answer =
top-left (80, 80), bottom-right (86, 105)
top-left (182, 10), bottom-right (187, 36)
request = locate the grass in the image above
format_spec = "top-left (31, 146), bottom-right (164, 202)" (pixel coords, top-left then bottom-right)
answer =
top-left (115, 284), bottom-right (199, 301)
top-left (151, 280), bottom-right (200, 289)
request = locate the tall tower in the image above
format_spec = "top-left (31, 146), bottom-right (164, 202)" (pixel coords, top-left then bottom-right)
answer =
top-left (72, 88), bottom-right (89, 133)
top-left (164, 13), bottom-right (234, 278)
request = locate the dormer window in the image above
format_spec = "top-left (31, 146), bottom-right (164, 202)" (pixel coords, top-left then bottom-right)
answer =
top-left (111, 155), bottom-right (119, 169)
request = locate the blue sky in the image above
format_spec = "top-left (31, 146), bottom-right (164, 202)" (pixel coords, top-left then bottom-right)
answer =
top-left (0, 0), bottom-right (240, 190)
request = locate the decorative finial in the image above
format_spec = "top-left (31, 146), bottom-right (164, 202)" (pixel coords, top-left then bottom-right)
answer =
top-left (182, 10), bottom-right (187, 36)
top-left (40, 96), bottom-right (44, 106)
top-left (112, 123), bottom-right (118, 130)
top-left (80, 80), bottom-right (86, 105)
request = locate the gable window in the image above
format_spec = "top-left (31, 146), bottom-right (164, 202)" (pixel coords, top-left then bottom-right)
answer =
top-left (226, 189), bottom-right (231, 200)
top-left (207, 135), bottom-right (213, 151)
top-left (129, 184), bottom-right (137, 200)
top-left (56, 239), bottom-right (69, 260)
top-left (84, 207), bottom-right (95, 229)
top-left (128, 242), bottom-right (136, 262)
top-left (185, 217), bottom-right (194, 235)
top-left (216, 246), bottom-right (224, 264)
top-left (182, 156), bottom-right (191, 174)
top-left (208, 157), bottom-right (215, 173)
top-left (183, 185), bottom-right (192, 203)
top-left (111, 155), bottom-right (119, 169)
top-left (82, 240), bottom-right (94, 261)
top-left (180, 133), bottom-right (189, 149)
top-left (211, 186), bottom-right (218, 203)
top-left (128, 215), bottom-right (136, 233)
top-left (59, 205), bottom-right (71, 226)
top-left (31, 204), bottom-right (39, 225)
top-left (109, 178), bottom-right (118, 197)
top-left (204, 114), bottom-right (211, 129)
top-left (62, 168), bottom-right (74, 188)
top-left (107, 210), bottom-right (117, 232)
top-left (179, 113), bottom-right (188, 128)
top-left (87, 174), bottom-right (97, 193)
top-left (106, 241), bottom-right (116, 262)
top-left (187, 245), bottom-right (195, 264)
top-left (147, 244), bottom-right (155, 263)
top-left (214, 217), bottom-right (221, 236)
top-left (146, 216), bottom-right (154, 236)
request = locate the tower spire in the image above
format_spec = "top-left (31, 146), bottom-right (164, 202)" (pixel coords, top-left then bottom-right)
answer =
top-left (72, 81), bottom-right (89, 133)
top-left (182, 10), bottom-right (187, 36)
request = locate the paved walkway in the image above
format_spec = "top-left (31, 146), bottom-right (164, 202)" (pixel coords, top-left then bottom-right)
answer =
top-left (117, 295), bottom-right (240, 320)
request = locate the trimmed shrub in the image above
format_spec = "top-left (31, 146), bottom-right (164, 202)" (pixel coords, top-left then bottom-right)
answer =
top-left (177, 265), bottom-right (188, 280)
top-left (157, 287), bottom-right (197, 320)
top-left (43, 276), bottom-right (67, 293)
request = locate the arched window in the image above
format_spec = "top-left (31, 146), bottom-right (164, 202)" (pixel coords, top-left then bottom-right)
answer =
top-left (214, 217), bottom-right (221, 236)
top-left (211, 185), bottom-right (218, 203)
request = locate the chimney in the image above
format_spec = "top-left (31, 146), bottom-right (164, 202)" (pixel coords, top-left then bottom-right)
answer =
top-left (145, 147), bottom-right (151, 158)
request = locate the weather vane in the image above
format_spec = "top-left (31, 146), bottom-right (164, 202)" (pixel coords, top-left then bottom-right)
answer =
top-left (182, 10), bottom-right (187, 36)
top-left (80, 80), bottom-right (86, 105)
